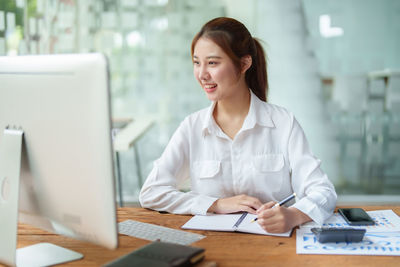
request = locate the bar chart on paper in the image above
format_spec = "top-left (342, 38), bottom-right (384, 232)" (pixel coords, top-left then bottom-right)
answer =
top-left (296, 230), bottom-right (400, 256)
top-left (297, 210), bottom-right (400, 256)
top-left (300, 210), bottom-right (400, 232)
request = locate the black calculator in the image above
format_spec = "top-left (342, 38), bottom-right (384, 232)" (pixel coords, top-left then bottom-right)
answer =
top-left (311, 227), bottom-right (366, 243)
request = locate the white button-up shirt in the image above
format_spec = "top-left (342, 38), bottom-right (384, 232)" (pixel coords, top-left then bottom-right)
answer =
top-left (139, 90), bottom-right (337, 225)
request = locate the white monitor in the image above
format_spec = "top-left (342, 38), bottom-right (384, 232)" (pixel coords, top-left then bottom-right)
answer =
top-left (0, 53), bottom-right (118, 266)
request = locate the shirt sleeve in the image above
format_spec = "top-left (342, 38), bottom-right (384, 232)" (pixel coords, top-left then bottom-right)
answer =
top-left (287, 116), bottom-right (337, 225)
top-left (139, 118), bottom-right (217, 215)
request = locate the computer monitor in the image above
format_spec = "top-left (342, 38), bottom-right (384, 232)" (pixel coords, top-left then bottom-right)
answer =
top-left (0, 53), bottom-right (118, 266)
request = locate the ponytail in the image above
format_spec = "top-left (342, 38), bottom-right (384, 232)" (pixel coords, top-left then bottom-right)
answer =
top-left (247, 38), bottom-right (268, 102)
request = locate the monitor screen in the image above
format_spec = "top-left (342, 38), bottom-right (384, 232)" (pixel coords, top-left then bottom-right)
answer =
top-left (0, 53), bottom-right (118, 266)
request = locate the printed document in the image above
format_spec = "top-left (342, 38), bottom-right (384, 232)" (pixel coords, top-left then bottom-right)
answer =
top-left (300, 210), bottom-right (400, 232)
top-left (297, 229), bottom-right (400, 256)
top-left (297, 210), bottom-right (400, 256)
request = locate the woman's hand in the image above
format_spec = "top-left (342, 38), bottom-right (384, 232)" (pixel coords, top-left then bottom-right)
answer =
top-left (256, 201), bottom-right (312, 233)
top-left (207, 194), bottom-right (263, 214)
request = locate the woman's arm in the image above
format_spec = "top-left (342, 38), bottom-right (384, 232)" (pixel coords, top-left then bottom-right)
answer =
top-left (255, 115), bottom-right (336, 233)
top-left (287, 117), bottom-right (337, 225)
top-left (139, 119), bottom-right (218, 215)
top-left (207, 194), bottom-right (263, 214)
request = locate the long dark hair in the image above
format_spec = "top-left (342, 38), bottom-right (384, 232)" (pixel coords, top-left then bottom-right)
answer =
top-left (191, 17), bottom-right (268, 102)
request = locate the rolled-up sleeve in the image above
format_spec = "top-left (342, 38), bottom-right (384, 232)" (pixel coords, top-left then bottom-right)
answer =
top-left (288, 116), bottom-right (337, 225)
top-left (139, 118), bottom-right (217, 215)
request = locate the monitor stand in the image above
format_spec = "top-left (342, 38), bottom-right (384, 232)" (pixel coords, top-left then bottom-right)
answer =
top-left (0, 128), bottom-right (83, 266)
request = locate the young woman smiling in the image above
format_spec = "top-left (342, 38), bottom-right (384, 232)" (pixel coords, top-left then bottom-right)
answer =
top-left (139, 17), bottom-right (337, 233)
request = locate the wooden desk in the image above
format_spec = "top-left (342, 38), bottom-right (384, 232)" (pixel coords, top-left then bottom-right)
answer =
top-left (10, 206), bottom-right (400, 267)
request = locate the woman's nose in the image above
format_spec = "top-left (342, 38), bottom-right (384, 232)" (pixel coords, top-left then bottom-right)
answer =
top-left (199, 66), bottom-right (210, 81)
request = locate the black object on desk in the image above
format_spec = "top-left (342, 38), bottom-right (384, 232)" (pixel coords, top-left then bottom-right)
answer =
top-left (311, 227), bottom-right (366, 243)
top-left (103, 241), bottom-right (205, 267)
top-left (338, 208), bottom-right (375, 226)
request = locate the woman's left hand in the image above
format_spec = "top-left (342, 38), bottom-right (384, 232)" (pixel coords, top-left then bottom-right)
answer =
top-left (256, 201), bottom-right (311, 233)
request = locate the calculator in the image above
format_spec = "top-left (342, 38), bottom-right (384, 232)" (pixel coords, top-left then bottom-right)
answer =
top-left (311, 227), bottom-right (366, 243)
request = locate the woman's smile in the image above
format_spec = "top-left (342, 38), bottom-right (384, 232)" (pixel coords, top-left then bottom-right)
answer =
top-left (203, 83), bottom-right (217, 93)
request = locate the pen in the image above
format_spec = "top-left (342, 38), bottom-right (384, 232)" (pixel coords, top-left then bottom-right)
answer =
top-left (233, 212), bottom-right (248, 228)
top-left (251, 193), bottom-right (297, 223)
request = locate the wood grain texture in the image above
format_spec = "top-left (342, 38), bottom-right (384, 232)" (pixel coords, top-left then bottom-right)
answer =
top-left (5, 206), bottom-right (399, 267)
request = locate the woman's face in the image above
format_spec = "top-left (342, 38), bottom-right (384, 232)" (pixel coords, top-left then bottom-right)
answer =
top-left (193, 37), bottom-right (243, 102)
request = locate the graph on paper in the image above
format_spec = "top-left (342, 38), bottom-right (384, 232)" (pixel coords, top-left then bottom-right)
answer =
top-left (297, 229), bottom-right (400, 256)
top-left (300, 210), bottom-right (400, 232)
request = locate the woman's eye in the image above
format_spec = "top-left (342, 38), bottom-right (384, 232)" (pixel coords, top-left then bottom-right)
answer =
top-left (209, 61), bottom-right (217, 65)
top-left (193, 61), bottom-right (200, 65)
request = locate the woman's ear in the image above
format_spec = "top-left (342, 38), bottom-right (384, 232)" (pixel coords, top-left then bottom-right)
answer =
top-left (241, 55), bottom-right (252, 73)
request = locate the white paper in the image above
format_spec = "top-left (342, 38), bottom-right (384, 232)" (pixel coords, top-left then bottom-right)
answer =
top-left (237, 213), bottom-right (292, 236)
top-left (182, 213), bottom-right (240, 232)
top-left (300, 210), bottom-right (400, 232)
top-left (296, 228), bottom-right (400, 256)
top-left (182, 213), bottom-right (292, 237)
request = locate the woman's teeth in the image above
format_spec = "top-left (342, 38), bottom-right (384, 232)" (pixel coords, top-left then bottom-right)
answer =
top-left (205, 84), bottom-right (217, 89)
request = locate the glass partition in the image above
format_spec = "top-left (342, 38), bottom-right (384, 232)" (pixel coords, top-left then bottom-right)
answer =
top-left (1, 0), bottom-right (399, 204)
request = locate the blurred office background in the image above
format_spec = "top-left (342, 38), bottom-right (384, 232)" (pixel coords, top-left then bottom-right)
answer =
top-left (1, 0), bottom-right (399, 205)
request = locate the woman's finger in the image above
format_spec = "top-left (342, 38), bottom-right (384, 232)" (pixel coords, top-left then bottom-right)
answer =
top-left (240, 197), bottom-right (263, 211)
top-left (256, 201), bottom-right (276, 213)
top-left (239, 205), bottom-right (258, 214)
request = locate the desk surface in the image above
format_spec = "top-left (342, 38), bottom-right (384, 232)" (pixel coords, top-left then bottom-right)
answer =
top-left (11, 206), bottom-right (400, 267)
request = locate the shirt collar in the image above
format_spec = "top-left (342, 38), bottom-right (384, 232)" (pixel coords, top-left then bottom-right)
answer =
top-left (243, 90), bottom-right (275, 130)
top-left (202, 101), bottom-right (218, 137)
top-left (202, 89), bottom-right (275, 137)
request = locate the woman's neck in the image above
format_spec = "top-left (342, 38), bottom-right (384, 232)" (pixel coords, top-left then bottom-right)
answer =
top-left (213, 87), bottom-right (251, 140)
top-left (215, 87), bottom-right (251, 118)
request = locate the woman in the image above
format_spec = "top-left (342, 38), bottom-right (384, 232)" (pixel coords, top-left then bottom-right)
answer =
top-left (139, 17), bottom-right (336, 233)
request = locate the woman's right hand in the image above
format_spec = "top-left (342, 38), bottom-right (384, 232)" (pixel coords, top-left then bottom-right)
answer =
top-left (207, 194), bottom-right (263, 214)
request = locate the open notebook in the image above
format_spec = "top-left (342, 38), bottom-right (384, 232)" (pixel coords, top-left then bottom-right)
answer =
top-left (182, 212), bottom-right (292, 237)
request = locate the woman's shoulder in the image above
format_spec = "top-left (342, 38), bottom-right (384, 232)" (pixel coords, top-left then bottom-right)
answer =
top-left (180, 106), bottom-right (210, 128)
top-left (185, 106), bottom-right (209, 120)
top-left (261, 101), bottom-right (294, 120)
top-left (258, 102), bottom-right (298, 135)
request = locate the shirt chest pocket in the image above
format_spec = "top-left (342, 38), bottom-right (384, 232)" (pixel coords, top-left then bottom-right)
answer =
top-left (252, 154), bottom-right (285, 192)
top-left (192, 160), bottom-right (221, 179)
